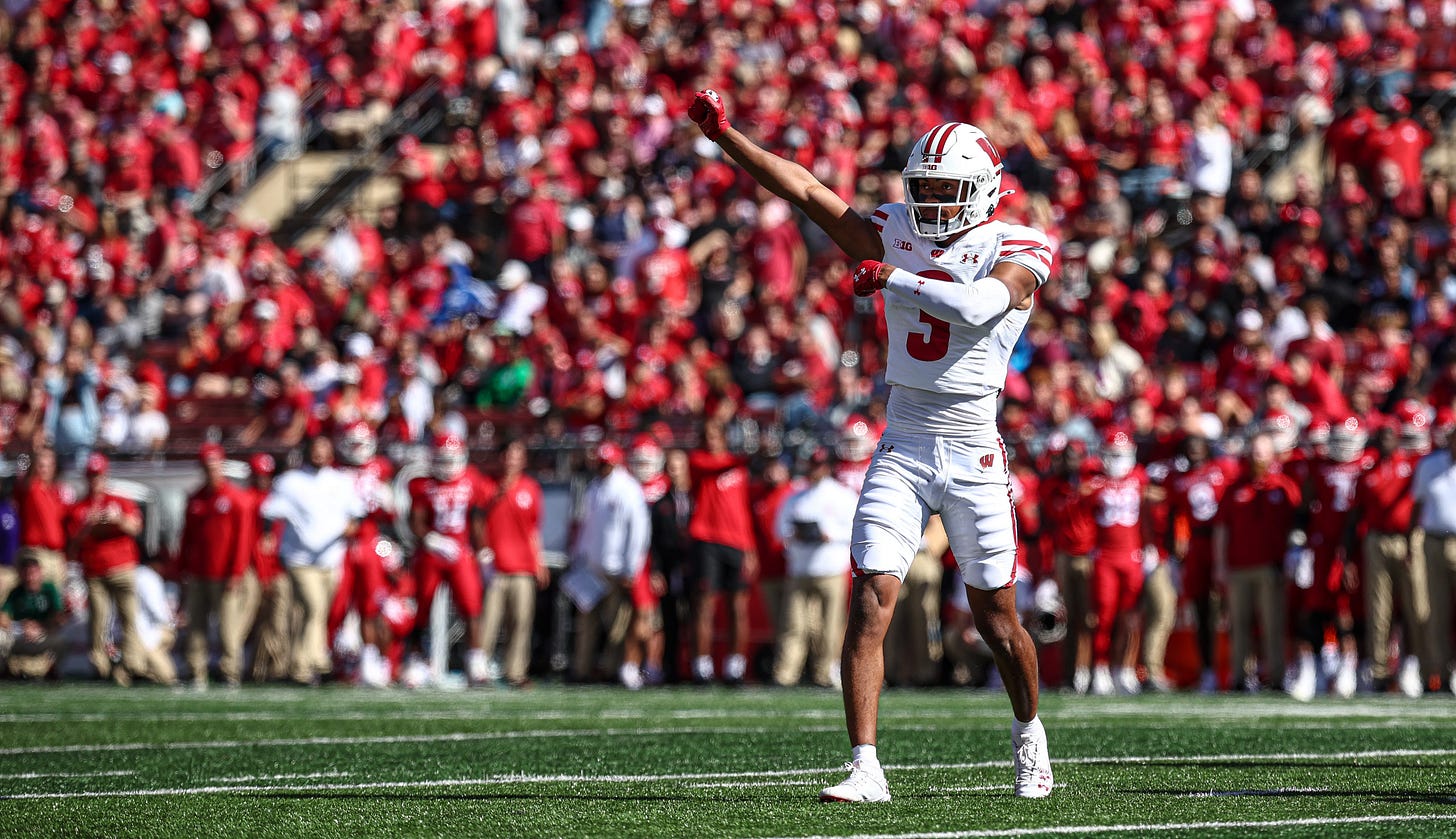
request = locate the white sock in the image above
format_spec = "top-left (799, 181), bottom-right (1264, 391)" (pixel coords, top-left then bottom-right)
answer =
top-left (1013, 716), bottom-right (1042, 739)
top-left (725, 654), bottom-right (747, 680)
top-left (852, 744), bottom-right (879, 770)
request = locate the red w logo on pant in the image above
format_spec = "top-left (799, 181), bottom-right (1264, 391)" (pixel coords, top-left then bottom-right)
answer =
top-left (980, 454), bottom-right (995, 469)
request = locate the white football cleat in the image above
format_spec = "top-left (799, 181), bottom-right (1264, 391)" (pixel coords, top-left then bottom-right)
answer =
top-left (465, 649), bottom-right (490, 685)
top-left (1091, 665), bottom-right (1114, 696)
top-left (1398, 656), bottom-right (1424, 698)
top-left (820, 761), bottom-right (891, 803)
top-left (1072, 666), bottom-right (1091, 695)
top-left (401, 654), bottom-right (434, 689)
top-left (1012, 720), bottom-right (1054, 799)
top-left (1286, 656), bottom-right (1316, 703)
top-left (1333, 654), bottom-right (1357, 699)
top-left (359, 645), bottom-right (390, 688)
top-left (619, 662), bottom-right (644, 691)
top-left (1113, 667), bottom-right (1142, 696)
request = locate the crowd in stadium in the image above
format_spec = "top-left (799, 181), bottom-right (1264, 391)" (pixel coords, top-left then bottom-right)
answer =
top-left (2, 0), bottom-right (1456, 694)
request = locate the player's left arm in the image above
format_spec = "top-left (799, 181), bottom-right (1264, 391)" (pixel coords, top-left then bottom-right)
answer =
top-left (863, 260), bottom-right (1041, 326)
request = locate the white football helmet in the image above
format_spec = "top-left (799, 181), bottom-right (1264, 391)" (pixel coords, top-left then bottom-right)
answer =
top-left (431, 433), bottom-right (469, 481)
top-left (1101, 429), bottom-right (1137, 480)
top-left (627, 435), bottom-right (665, 484)
top-left (1328, 416), bottom-right (1367, 463)
top-left (336, 421), bottom-right (377, 466)
top-left (902, 122), bottom-right (1008, 240)
top-left (835, 415), bottom-right (876, 463)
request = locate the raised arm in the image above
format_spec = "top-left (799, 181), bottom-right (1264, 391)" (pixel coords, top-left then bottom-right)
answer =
top-left (689, 90), bottom-right (883, 263)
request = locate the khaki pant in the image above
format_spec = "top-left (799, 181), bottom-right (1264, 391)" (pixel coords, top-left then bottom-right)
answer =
top-left (1141, 562), bottom-right (1178, 681)
top-left (137, 628), bottom-right (178, 686)
top-left (250, 574), bottom-right (293, 682)
top-left (287, 566), bottom-right (338, 683)
top-left (18, 547), bottom-right (66, 591)
top-left (87, 567), bottom-right (143, 682)
top-left (1365, 531), bottom-right (1430, 680)
top-left (572, 586), bottom-right (632, 681)
top-left (0, 566), bottom-right (16, 606)
top-left (775, 573), bottom-right (849, 687)
top-left (1227, 566), bottom-right (1283, 686)
top-left (185, 578), bottom-right (245, 685)
top-left (479, 573), bottom-right (537, 683)
top-left (884, 548), bottom-right (943, 686)
top-left (1424, 533), bottom-right (1456, 676)
top-left (235, 570), bottom-right (263, 642)
top-left (1057, 552), bottom-right (1094, 684)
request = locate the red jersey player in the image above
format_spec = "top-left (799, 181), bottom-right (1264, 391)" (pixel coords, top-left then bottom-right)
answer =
top-left (833, 415), bottom-right (878, 494)
top-left (1084, 430), bottom-right (1157, 695)
top-left (625, 435), bottom-right (669, 688)
top-left (1166, 435), bottom-right (1237, 691)
top-left (328, 422), bottom-right (397, 687)
top-left (1288, 416), bottom-right (1372, 700)
top-left (404, 433), bottom-right (494, 687)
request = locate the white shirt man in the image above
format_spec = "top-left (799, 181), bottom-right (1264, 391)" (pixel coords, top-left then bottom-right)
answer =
top-left (573, 458), bottom-right (650, 582)
top-left (261, 465), bottom-right (365, 571)
top-left (1413, 434), bottom-right (1456, 687)
top-left (568, 445), bottom-right (650, 685)
top-left (772, 455), bottom-right (858, 688)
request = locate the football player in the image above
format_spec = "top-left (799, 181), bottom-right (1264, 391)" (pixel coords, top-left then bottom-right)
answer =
top-left (1166, 435), bottom-right (1236, 692)
top-left (403, 433), bottom-right (493, 687)
top-left (328, 421), bottom-right (397, 687)
top-left (691, 91), bottom-right (1054, 801)
top-left (1084, 430), bottom-right (1156, 696)
top-left (1287, 416), bottom-right (1372, 700)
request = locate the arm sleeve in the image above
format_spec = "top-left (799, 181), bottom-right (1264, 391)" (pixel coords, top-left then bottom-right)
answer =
top-left (883, 268), bottom-right (1012, 327)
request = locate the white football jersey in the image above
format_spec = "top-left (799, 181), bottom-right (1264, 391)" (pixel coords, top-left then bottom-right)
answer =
top-left (871, 203), bottom-right (1053, 438)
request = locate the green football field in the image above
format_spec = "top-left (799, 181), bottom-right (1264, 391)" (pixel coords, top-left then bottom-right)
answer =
top-left (0, 685), bottom-right (1452, 838)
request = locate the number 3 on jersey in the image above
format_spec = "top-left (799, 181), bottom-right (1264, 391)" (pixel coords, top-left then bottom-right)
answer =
top-left (906, 269), bottom-right (956, 362)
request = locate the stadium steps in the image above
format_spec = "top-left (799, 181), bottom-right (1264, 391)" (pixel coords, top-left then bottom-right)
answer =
top-left (268, 80), bottom-right (444, 248)
top-left (232, 153), bottom-right (356, 232)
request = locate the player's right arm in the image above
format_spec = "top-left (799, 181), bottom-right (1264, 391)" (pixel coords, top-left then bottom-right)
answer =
top-left (689, 90), bottom-right (883, 262)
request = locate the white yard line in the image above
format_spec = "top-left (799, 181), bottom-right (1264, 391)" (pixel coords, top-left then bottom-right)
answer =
top-left (0, 770), bottom-right (135, 780)
top-left (205, 771), bottom-right (352, 783)
top-left (766, 813), bottom-right (1456, 839)
top-left (1, 748), bottom-right (1453, 800)
top-left (0, 725), bottom-right (843, 756)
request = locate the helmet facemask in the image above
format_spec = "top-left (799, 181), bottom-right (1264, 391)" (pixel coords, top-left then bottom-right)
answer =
top-left (903, 171), bottom-right (1001, 241)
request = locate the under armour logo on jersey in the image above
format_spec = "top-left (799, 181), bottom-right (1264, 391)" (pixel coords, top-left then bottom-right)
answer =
top-left (965, 253), bottom-right (980, 264)
top-left (877, 443), bottom-right (895, 453)
top-left (914, 280), bottom-right (924, 295)
top-left (980, 454), bottom-right (995, 469)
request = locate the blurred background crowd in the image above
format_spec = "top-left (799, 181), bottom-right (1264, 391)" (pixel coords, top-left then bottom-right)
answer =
top-left (2, 0), bottom-right (1456, 693)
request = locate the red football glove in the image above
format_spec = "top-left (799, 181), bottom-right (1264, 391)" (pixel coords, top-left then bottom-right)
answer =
top-left (853, 259), bottom-right (888, 297)
top-left (688, 89), bottom-right (730, 141)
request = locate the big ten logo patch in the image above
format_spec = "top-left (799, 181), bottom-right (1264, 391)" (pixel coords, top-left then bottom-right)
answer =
top-left (893, 239), bottom-right (913, 252)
